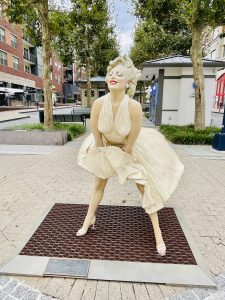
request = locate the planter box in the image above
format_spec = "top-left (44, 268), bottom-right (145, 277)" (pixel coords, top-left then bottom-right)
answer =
top-left (0, 130), bottom-right (68, 145)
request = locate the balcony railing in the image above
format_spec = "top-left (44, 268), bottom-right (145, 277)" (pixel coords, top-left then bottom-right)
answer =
top-left (23, 52), bottom-right (37, 64)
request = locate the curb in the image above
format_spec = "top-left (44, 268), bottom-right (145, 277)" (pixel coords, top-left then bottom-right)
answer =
top-left (0, 116), bottom-right (30, 123)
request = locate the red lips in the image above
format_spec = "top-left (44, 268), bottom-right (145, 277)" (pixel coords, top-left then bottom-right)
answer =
top-left (110, 80), bottom-right (117, 84)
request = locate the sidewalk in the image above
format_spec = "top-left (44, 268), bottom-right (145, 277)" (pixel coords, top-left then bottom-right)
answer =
top-left (0, 121), bottom-right (225, 299)
top-left (0, 106), bottom-right (73, 123)
top-left (0, 109), bottom-right (32, 123)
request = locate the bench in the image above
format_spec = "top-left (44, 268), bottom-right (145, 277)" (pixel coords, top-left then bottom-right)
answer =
top-left (71, 108), bottom-right (91, 117)
top-left (53, 114), bottom-right (87, 127)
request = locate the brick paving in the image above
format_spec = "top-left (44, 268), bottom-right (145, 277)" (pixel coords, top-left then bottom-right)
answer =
top-left (0, 116), bottom-right (225, 299)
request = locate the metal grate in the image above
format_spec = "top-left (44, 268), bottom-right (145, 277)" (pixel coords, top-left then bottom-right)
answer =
top-left (20, 204), bottom-right (197, 265)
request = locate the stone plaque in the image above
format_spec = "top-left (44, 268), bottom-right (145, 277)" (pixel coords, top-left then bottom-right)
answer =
top-left (44, 259), bottom-right (89, 277)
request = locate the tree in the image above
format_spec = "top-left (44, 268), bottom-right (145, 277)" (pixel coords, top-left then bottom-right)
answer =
top-left (189, 0), bottom-right (225, 129)
top-left (53, 8), bottom-right (119, 76)
top-left (130, 19), bottom-right (191, 68)
top-left (91, 27), bottom-right (119, 76)
top-left (70, 0), bottom-right (119, 107)
top-left (4, 0), bottom-right (65, 129)
top-left (132, 0), bottom-right (225, 129)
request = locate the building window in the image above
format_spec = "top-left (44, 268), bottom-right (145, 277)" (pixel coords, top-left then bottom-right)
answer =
top-left (211, 50), bottom-right (216, 60)
top-left (0, 27), bottom-right (5, 42)
top-left (24, 65), bottom-right (31, 73)
top-left (23, 48), bottom-right (29, 60)
top-left (0, 50), bottom-right (7, 66)
top-left (11, 34), bottom-right (18, 48)
top-left (54, 62), bottom-right (58, 67)
top-left (55, 75), bottom-right (58, 82)
top-left (13, 57), bottom-right (19, 70)
top-left (223, 45), bottom-right (225, 58)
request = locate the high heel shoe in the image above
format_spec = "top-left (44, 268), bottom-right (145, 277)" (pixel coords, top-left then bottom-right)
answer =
top-left (156, 243), bottom-right (166, 256)
top-left (76, 215), bottom-right (96, 237)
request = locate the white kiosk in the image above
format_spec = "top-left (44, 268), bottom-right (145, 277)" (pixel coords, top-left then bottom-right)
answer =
top-left (141, 55), bottom-right (225, 126)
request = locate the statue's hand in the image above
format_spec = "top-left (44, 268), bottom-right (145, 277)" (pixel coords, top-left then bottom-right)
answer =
top-left (122, 144), bottom-right (133, 155)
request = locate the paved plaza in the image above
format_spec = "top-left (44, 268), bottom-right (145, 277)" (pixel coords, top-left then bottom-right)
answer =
top-left (0, 113), bottom-right (225, 299)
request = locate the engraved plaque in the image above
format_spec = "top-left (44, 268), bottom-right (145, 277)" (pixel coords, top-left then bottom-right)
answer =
top-left (44, 259), bottom-right (89, 277)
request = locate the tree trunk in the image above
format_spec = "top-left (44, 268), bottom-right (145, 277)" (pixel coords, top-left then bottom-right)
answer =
top-left (190, 0), bottom-right (205, 129)
top-left (39, 1), bottom-right (53, 129)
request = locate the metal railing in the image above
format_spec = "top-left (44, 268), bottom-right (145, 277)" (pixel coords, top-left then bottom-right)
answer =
top-left (23, 52), bottom-right (37, 64)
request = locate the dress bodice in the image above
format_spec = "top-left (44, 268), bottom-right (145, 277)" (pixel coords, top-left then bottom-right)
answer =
top-left (98, 93), bottom-right (131, 144)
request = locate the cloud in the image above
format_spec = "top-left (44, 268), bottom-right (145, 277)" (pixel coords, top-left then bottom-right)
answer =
top-left (108, 0), bottom-right (136, 55)
top-left (119, 31), bottom-right (133, 55)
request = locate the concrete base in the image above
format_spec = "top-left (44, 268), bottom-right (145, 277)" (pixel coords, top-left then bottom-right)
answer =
top-left (0, 130), bottom-right (68, 145)
top-left (0, 255), bottom-right (216, 287)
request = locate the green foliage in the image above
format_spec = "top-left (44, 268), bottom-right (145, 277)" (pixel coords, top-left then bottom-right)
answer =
top-left (144, 112), bottom-right (150, 119)
top-left (159, 124), bottom-right (221, 144)
top-left (5, 0), bottom-right (61, 46)
top-left (132, 0), bottom-right (225, 28)
top-left (66, 97), bottom-right (74, 103)
top-left (5, 0), bottom-right (119, 76)
top-left (11, 123), bottom-right (44, 130)
top-left (91, 27), bottom-right (120, 76)
top-left (50, 10), bottom-right (76, 65)
top-left (131, 0), bottom-right (225, 129)
top-left (52, 122), bottom-right (86, 139)
top-left (130, 0), bottom-right (225, 67)
top-left (130, 19), bottom-right (191, 68)
top-left (69, 0), bottom-right (119, 76)
top-left (10, 122), bottom-right (86, 140)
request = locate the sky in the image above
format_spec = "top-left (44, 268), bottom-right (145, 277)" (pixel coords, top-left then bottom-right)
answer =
top-left (108, 0), bottom-right (137, 55)
top-left (56, 0), bottom-right (136, 55)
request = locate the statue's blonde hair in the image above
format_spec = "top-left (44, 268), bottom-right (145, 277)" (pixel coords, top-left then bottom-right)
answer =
top-left (105, 56), bottom-right (141, 97)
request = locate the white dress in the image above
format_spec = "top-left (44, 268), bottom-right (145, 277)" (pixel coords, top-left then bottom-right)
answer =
top-left (77, 93), bottom-right (184, 214)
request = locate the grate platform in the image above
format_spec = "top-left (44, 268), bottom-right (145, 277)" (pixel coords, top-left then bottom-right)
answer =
top-left (20, 204), bottom-right (196, 265)
top-left (0, 204), bottom-right (216, 286)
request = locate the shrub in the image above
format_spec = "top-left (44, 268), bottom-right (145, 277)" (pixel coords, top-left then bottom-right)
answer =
top-left (9, 123), bottom-right (86, 140)
top-left (144, 112), bottom-right (149, 119)
top-left (159, 124), bottom-right (221, 144)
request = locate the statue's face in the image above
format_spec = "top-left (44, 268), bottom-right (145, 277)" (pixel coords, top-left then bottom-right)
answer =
top-left (107, 64), bottom-right (129, 92)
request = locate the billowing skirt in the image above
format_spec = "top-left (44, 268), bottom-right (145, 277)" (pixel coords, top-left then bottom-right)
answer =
top-left (77, 127), bottom-right (184, 214)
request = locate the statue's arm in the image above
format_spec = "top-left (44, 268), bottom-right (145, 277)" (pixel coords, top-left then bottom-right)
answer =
top-left (125, 100), bottom-right (142, 152)
top-left (90, 99), bottom-right (103, 147)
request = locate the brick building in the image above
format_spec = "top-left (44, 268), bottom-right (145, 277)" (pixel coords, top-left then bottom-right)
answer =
top-left (63, 63), bottom-right (86, 101)
top-left (0, 5), bottom-right (64, 104)
top-left (51, 54), bottom-right (64, 98)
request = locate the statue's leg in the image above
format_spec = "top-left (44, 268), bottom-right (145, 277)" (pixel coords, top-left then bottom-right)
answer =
top-left (77, 177), bottom-right (108, 235)
top-left (135, 183), bottom-right (166, 256)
